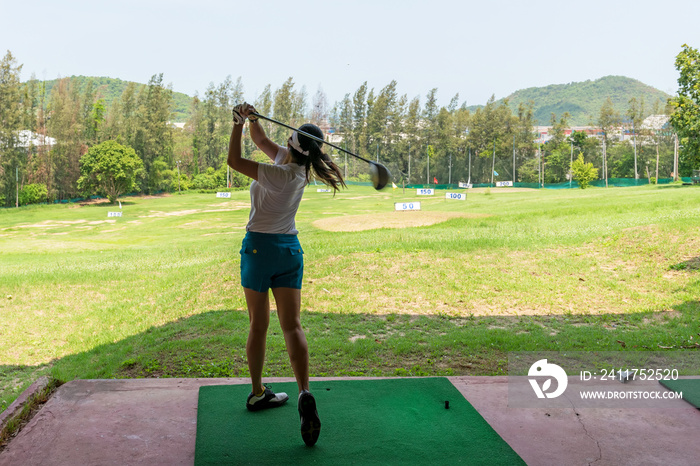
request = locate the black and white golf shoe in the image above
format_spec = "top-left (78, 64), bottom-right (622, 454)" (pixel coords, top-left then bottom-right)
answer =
top-left (246, 386), bottom-right (289, 412)
top-left (298, 390), bottom-right (321, 446)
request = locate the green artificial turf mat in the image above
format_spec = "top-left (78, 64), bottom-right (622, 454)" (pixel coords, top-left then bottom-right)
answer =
top-left (195, 377), bottom-right (524, 465)
top-left (659, 378), bottom-right (700, 408)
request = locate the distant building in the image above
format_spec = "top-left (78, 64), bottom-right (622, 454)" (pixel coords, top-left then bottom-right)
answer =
top-left (641, 114), bottom-right (671, 131)
top-left (534, 126), bottom-right (601, 144)
top-left (17, 130), bottom-right (56, 148)
top-left (535, 115), bottom-right (671, 144)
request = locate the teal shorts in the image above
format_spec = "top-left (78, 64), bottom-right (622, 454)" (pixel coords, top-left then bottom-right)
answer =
top-left (240, 231), bottom-right (304, 292)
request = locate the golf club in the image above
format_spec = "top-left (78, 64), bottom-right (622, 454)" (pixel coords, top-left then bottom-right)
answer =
top-left (250, 112), bottom-right (391, 190)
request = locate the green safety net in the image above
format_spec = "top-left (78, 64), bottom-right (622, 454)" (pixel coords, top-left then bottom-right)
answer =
top-left (403, 177), bottom-right (694, 190)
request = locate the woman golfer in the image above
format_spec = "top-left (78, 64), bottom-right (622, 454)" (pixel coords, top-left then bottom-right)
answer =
top-left (227, 103), bottom-right (345, 447)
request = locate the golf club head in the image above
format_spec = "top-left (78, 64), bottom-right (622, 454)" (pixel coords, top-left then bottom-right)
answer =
top-left (370, 163), bottom-right (391, 190)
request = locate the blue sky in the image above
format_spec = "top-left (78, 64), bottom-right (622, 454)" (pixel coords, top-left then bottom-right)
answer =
top-left (2, 0), bottom-right (699, 108)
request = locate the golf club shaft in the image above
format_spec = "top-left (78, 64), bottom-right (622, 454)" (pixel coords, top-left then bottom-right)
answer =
top-left (251, 112), bottom-right (374, 165)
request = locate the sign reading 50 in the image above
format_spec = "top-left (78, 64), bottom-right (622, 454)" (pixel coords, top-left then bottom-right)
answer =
top-left (395, 202), bottom-right (421, 211)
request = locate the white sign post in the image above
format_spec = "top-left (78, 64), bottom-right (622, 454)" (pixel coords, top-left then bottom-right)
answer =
top-left (216, 192), bottom-right (232, 198)
top-left (495, 181), bottom-right (514, 187)
top-left (416, 188), bottom-right (434, 196)
top-left (395, 202), bottom-right (421, 211)
top-left (107, 211), bottom-right (122, 217)
top-left (445, 192), bottom-right (467, 201)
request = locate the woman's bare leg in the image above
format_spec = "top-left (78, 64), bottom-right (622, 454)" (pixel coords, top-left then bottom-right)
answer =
top-left (243, 287), bottom-right (270, 395)
top-left (271, 287), bottom-right (308, 392)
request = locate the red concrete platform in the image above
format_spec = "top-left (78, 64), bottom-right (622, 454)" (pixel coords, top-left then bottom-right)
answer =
top-left (0, 376), bottom-right (698, 465)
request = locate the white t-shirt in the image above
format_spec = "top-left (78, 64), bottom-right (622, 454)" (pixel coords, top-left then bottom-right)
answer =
top-left (246, 147), bottom-right (307, 234)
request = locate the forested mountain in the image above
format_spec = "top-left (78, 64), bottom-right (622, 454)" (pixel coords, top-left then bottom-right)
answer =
top-left (40, 76), bottom-right (193, 122)
top-left (491, 76), bottom-right (672, 126)
top-left (34, 75), bottom-right (671, 127)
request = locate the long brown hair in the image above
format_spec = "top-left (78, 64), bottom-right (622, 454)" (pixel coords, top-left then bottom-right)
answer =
top-left (290, 124), bottom-right (346, 193)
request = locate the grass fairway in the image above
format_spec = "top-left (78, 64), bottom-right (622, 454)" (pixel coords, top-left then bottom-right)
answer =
top-left (1, 184), bottom-right (699, 411)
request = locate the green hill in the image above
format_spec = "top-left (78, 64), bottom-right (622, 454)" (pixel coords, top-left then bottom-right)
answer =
top-left (38, 76), bottom-right (193, 122)
top-left (494, 75), bottom-right (673, 126)
top-left (32, 75), bottom-right (672, 127)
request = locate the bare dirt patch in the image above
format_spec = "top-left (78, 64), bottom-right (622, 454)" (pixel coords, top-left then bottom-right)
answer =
top-left (78, 198), bottom-right (113, 207)
top-left (142, 202), bottom-right (249, 218)
top-left (9, 220), bottom-right (117, 230)
top-left (312, 211), bottom-right (490, 232)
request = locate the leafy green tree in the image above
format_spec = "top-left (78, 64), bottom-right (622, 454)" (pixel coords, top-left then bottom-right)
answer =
top-left (77, 140), bottom-right (144, 203)
top-left (188, 95), bottom-right (204, 175)
top-left (422, 88), bottom-right (439, 146)
top-left (216, 76), bottom-right (244, 156)
top-left (272, 77), bottom-right (297, 143)
top-left (134, 74), bottom-right (173, 192)
top-left (669, 44), bottom-right (700, 175)
top-left (548, 112), bottom-right (570, 146)
top-left (403, 97), bottom-right (422, 183)
top-left (384, 92), bottom-right (406, 182)
top-left (542, 113), bottom-right (572, 182)
top-left (88, 98), bottom-right (106, 145)
top-left (171, 124), bottom-right (192, 169)
top-left (363, 88), bottom-right (375, 159)
top-left (329, 93), bottom-right (354, 178)
top-left (626, 97), bottom-right (645, 178)
top-left (148, 158), bottom-right (171, 193)
top-left (26, 78), bottom-right (50, 193)
top-left (19, 183), bottom-right (47, 205)
top-left (335, 93), bottom-right (353, 136)
top-left (598, 97), bottom-right (621, 183)
top-left (449, 104), bottom-right (472, 184)
top-left (21, 74), bottom-right (41, 132)
top-left (467, 96), bottom-right (513, 183)
top-left (571, 153), bottom-right (597, 189)
top-left (598, 97), bottom-right (621, 139)
top-left (431, 107), bottom-right (454, 183)
top-left (81, 80), bottom-right (96, 142)
top-left (351, 82), bottom-right (368, 159)
top-left (47, 77), bottom-right (84, 200)
top-left (191, 167), bottom-right (220, 190)
top-left (570, 130), bottom-right (588, 154)
top-left (120, 82), bottom-right (139, 147)
top-left (196, 80), bottom-right (231, 170)
top-left (366, 81), bottom-right (400, 165)
top-left (0, 50), bottom-right (24, 206)
top-left (292, 84), bottom-right (307, 127)
top-left (544, 141), bottom-right (572, 183)
top-left (608, 141), bottom-right (636, 178)
top-left (254, 84), bottom-right (273, 139)
top-left (513, 101), bottom-right (536, 182)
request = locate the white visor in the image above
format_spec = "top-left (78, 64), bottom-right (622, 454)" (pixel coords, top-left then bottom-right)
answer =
top-left (289, 131), bottom-right (310, 156)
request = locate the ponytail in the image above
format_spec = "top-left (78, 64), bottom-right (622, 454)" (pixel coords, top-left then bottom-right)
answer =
top-left (293, 124), bottom-right (347, 193)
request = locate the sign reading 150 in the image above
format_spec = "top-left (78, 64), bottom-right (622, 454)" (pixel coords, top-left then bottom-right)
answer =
top-left (417, 188), bottom-right (434, 195)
